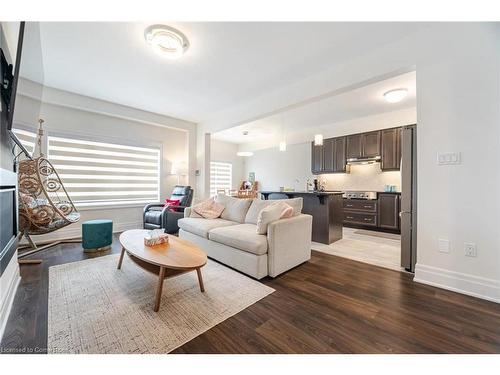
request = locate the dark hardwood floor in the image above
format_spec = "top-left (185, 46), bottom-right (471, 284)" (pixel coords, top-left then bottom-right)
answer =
top-left (1, 235), bottom-right (500, 354)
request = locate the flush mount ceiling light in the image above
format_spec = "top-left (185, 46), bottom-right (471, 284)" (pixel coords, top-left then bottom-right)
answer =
top-left (144, 24), bottom-right (189, 59)
top-left (383, 88), bottom-right (408, 103)
top-left (237, 151), bottom-right (254, 157)
top-left (314, 134), bottom-right (324, 146)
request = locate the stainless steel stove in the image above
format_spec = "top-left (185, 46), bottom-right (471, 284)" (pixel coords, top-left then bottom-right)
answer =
top-left (342, 191), bottom-right (377, 200)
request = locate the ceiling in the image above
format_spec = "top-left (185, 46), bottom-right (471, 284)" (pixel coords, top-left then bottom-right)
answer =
top-left (32, 22), bottom-right (427, 123)
top-left (212, 71), bottom-right (416, 147)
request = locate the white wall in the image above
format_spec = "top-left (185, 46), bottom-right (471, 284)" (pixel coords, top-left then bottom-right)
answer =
top-left (210, 139), bottom-right (245, 190)
top-left (15, 83), bottom-right (197, 242)
top-left (203, 23), bottom-right (500, 302)
top-left (244, 109), bottom-right (413, 192)
top-left (412, 24), bottom-right (500, 302)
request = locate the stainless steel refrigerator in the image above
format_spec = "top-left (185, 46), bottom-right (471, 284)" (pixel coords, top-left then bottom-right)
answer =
top-left (400, 125), bottom-right (417, 272)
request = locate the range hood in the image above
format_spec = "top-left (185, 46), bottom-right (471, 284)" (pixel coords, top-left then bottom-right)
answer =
top-left (346, 155), bottom-right (381, 164)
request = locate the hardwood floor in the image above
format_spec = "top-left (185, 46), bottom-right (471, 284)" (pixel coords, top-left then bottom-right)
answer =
top-left (1, 235), bottom-right (500, 354)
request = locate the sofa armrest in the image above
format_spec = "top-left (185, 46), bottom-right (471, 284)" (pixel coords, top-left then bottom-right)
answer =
top-left (184, 207), bottom-right (192, 218)
top-left (144, 203), bottom-right (164, 213)
top-left (267, 214), bottom-right (312, 278)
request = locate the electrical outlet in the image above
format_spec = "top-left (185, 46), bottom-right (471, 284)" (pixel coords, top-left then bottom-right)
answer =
top-left (464, 243), bottom-right (477, 257)
top-left (438, 239), bottom-right (450, 253)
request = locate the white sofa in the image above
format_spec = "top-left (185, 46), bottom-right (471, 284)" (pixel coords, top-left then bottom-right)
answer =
top-left (178, 196), bottom-right (313, 279)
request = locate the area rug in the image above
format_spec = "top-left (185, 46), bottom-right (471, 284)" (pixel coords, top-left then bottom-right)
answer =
top-left (48, 254), bottom-right (274, 354)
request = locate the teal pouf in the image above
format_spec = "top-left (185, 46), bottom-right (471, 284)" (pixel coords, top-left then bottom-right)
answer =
top-left (82, 219), bottom-right (113, 253)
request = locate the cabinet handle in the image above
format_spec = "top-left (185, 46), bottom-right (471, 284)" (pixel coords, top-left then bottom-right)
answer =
top-left (346, 216), bottom-right (354, 219)
top-left (363, 205), bottom-right (373, 208)
top-left (346, 204), bottom-right (353, 207)
top-left (364, 218), bottom-right (372, 221)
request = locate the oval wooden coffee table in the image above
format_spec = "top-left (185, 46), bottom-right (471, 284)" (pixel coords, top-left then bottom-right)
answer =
top-left (117, 229), bottom-right (207, 312)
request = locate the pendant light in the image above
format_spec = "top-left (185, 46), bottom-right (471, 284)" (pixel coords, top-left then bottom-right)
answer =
top-left (314, 101), bottom-right (323, 146)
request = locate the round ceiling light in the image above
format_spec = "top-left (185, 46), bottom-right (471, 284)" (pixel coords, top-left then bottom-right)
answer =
top-left (383, 88), bottom-right (408, 103)
top-left (144, 24), bottom-right (189, 59)
top-left (236, 151), bottom-right (254, 157)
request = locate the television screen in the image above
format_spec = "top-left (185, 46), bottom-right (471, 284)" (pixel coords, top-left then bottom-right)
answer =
top-left (8, 22), bottom-right (45, 133)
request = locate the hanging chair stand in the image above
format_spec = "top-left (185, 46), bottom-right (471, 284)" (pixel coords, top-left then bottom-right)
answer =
top-left (17, 119), bottom-right (81, 263)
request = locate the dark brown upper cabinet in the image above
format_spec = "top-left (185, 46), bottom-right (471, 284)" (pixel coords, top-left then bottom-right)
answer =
top-left (378, 193), bottom-right (400, 230)
top-left (322, 138), bottom-right (335, 173)
top-left (333, 137), bottom-right (348, 173)
top-left (381, 127), bottom-right (402, 171)
top-left (346, 131), bottom-right (381, 160)
top-left (346, 133), bottom-right (362, 159)
top-left (311, 142), bottom-right (323, 174)
top-left (312, 136), bottom-right (348, 174)
top-left (362, 131), bottom-right (381, 158)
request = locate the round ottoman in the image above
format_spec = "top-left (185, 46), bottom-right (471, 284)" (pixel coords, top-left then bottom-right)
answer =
top-left (82, 219), bottom-right (113, 253)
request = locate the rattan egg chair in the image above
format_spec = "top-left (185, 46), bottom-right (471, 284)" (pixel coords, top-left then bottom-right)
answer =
top-left (17, 120), bottom-right (81, 260)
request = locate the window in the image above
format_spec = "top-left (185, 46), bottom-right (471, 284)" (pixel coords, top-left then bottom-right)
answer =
top-left (210, 161), bottom-right (232, 197)
top-left (48, 135), bottom-right (160, 207)
top-left (11, 128), bottom-right (37, 157)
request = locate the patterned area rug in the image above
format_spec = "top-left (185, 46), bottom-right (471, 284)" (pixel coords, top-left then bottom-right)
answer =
top-left (48, 254), bottom-right (274, 353)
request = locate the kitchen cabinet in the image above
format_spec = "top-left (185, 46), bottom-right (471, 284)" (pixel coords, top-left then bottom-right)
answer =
top-left (343, 193), bottom-right (401, 233)
top-left (322, 138), bottom-right (335, 172)
top-left (346, 133), bottom-right (362, 159)
top-left (333, 137), bottom-right (348, 173)
top-left (346, 131), bottom-right (381, 160)
top-left (381, 127), bottom-right (402, 171)
top-left (312, 136), bottom-right (348, 174)
top-left (311, 142), bottom-right (323, 174)
top-left (378, 193), bottom-right (400, 230)
top-left (343, 199), bottom-right (378, 227)
top-left (362, 131), bottom-right (381, 158)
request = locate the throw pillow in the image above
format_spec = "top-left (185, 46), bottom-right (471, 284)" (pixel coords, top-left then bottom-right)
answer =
top-left (215, 193), bottom-right (252, 223)
top-left (164, 198), bottom-right (181, 212)
top-left (192, 198), bottom-right (225, 219)
top-left (280, 204), bottom-right (294, 219)
top-left (256, 202), bottom-right (293, 235)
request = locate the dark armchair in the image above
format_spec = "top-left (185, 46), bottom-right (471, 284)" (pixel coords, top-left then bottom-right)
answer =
top-left (143, 185), bottom-right (194, 234)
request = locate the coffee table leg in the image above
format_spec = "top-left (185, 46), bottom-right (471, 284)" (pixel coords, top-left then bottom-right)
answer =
top-left (196, 268), bottom-right (205, 293)
top-left (117, 247), bottom-right (125, 269)
top-left (154, 266), bottom-right (166, 312)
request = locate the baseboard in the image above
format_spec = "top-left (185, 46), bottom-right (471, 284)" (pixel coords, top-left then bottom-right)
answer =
top-left (0, 254), bottom-right (21, 341)
top-left (414, 263), bottom-right (500, 304)
top-left (20, 221), bottom-right (143, 244)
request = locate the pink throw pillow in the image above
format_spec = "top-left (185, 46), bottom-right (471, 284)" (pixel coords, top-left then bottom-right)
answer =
top-left (164, 198), bottom-right (181, 212)
top-left (280, 204), bottom-right (294, 219)
top-left (193, 199), bottom-right (224, 219)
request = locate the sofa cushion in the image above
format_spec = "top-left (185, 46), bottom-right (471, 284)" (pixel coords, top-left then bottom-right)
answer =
top-left (178, 217), bottom-right (237, 238)
top-left (209, 224), bottom-right (268, 255)
top-left (245, 197), bottom-right (303, 224)
top-left (215, 194), bottom-right (252, 223)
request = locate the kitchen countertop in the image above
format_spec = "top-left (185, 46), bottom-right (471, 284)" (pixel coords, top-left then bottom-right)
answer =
top-left (259, 190), bottom-right (344, 195)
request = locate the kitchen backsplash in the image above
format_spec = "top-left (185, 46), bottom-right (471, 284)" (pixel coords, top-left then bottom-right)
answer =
top-left (321, 163), bottom-right (401, 192)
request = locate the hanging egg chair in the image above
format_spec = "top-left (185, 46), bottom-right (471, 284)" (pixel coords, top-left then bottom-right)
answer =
top-left (17, 119), bottom-right (81, 259)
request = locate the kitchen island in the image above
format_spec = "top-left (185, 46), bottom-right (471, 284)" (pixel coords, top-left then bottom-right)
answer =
top-left (259, 191), bottom-right (343, 244)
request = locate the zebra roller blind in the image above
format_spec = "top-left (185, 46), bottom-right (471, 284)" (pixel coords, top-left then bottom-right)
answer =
top-left (210, 161), bottom-right (232, 197)
top-left (47, 135), bottom-right (160, 206)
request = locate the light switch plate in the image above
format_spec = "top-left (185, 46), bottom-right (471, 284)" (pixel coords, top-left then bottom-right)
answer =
top-left (437, 152), bottom-right (461, 165)
top-left (438, 239), bottom-right (450, 253)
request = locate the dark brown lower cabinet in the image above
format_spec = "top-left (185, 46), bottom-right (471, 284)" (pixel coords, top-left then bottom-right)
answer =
top-left (343, 193), bottom-right (401, 233)
top-left (378, 193), bottom-right (400, 230)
